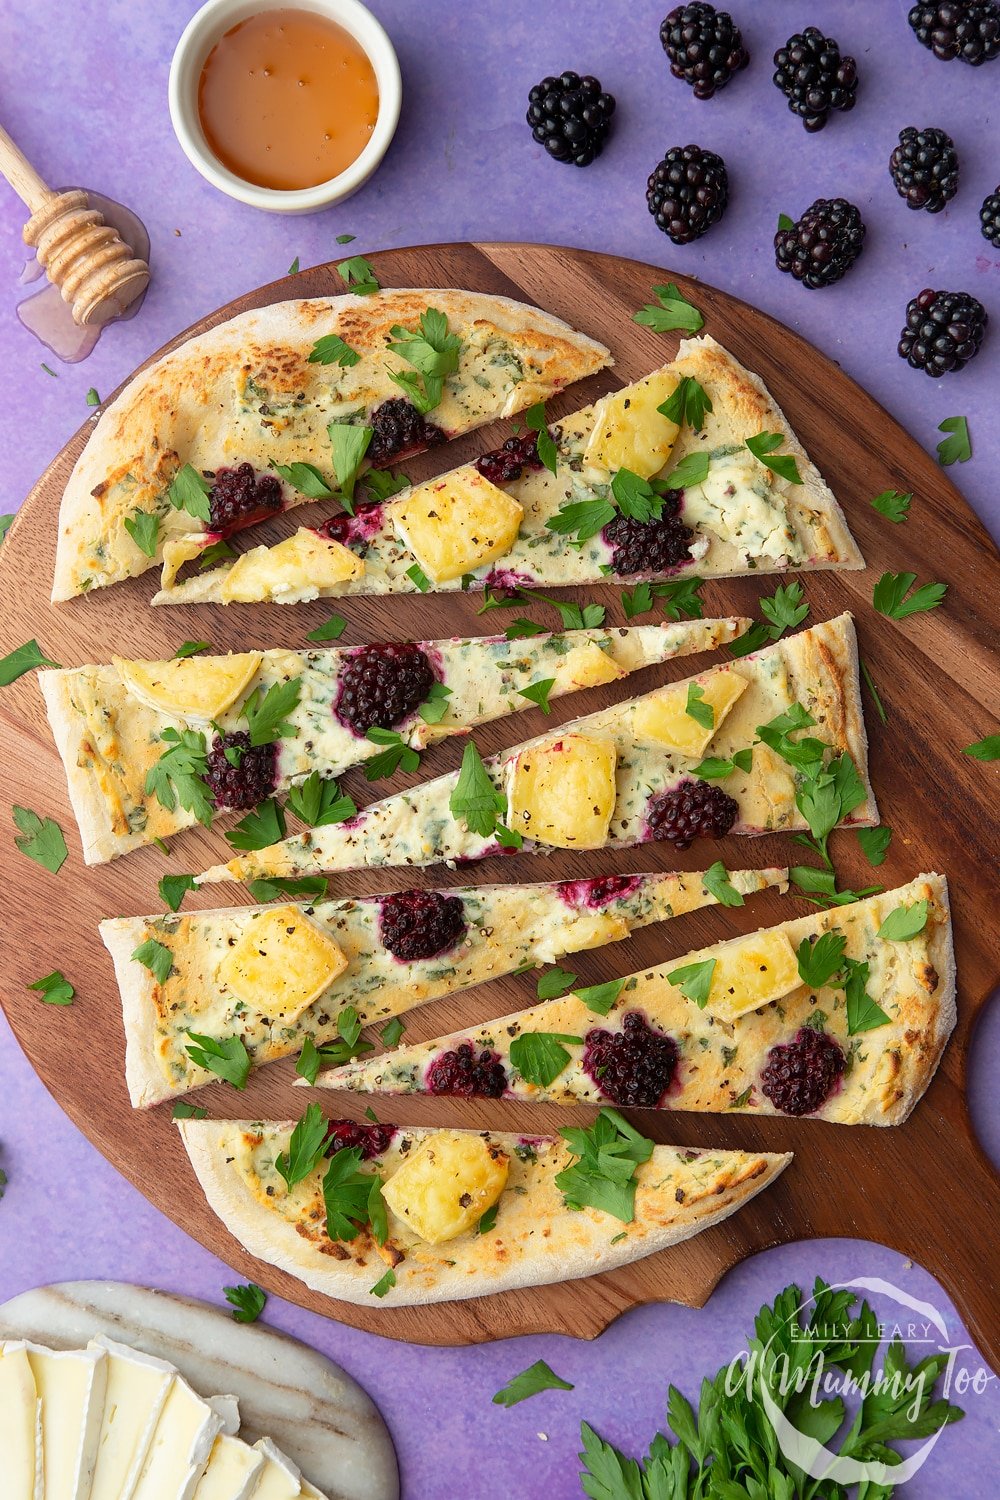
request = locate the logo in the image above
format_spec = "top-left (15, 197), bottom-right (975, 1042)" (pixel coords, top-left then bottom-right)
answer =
top-left (723, 1276), bottom-right (993, 1486)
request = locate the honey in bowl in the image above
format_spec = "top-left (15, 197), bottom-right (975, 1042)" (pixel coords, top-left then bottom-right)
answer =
top-left (197, 8), bottom-right (380, 191)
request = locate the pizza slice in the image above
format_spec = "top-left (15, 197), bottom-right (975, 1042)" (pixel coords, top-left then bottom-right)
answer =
top-left (40, 618), bottom-right (743, 865)
top-left (319, 875), bottom-right (954, 1128)
top-left (51, 289), bottom-right (611, 600)
top-left (178, 1112), bottom-right (791, 1307)
top-left (101, 865), bottom-right (787, 1108)
top-left (200, 613), bottom-right (876, 887)
top-left (153, 335), bottom-right (862, 607)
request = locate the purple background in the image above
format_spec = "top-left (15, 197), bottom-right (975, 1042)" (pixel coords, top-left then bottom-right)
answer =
top-left (0, 1), bottom-right (998, 1495)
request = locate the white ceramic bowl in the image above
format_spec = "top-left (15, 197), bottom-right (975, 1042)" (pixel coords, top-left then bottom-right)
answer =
top-left (168, 0), bottom-right (402, 214)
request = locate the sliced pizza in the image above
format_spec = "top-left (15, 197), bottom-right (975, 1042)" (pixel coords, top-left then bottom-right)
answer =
top-left (200, 613), bottom-right (876, 887)
top-left (153, 335), bottom-right (862, 607)
top-left (101, 865), bottom-right (787, 1108)
top-left (39, 618), bottom-right (743, 865)
top-left (178, 1112), bottom-right (791, 1307)
top-left (319, 875), bottom-right (954, 1128)
top-left (51, 289), bottom-right (611, 601)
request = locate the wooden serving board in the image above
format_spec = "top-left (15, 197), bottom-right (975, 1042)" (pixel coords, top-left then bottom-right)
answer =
top-left (1, 243), bottom-right (998, 1355)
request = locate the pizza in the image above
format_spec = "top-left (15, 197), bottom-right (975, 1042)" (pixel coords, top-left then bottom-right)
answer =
top-left (177, 1113), bottom-right (791, 1307)
top-left (199, 613), bottom-right (876, 887)
top-left (40, 618), bottom-right (744, 865)
top-left (51, 289), bottom-right (611, 601)
top-left (319, 875), bottom-right (954, 1128)
top-left (152, 335), bottom-right (863, 607)
top-left (101, 865), bottom-right (787, 1108)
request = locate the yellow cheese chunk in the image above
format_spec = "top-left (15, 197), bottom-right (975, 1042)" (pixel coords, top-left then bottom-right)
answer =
top-left (113, 653), bottom-right (262, 722)
top-left (216, 905), bottom-right (349, 1022)
top-left (382, 1131), bottom-right (509, 1244)
top-left (508, 732), bottom-right (617, 849)
top-left (559, 640), bottom-right (627, 690)
top-left (583, 369), bottom-right (682, 479)
top-left (391, 469), bottom-right (523, 583)
top-left (701, 931), bottom-right (801, 1019)
top-left (222, 530), bottom-right (363, 603)
top-left (633, 670), bottom-right (747, 757)
top-left (160, 534), bottom-right (209, 590)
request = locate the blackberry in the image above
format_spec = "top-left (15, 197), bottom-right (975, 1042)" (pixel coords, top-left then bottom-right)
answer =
top-left (760, 1027), bottom-right (845, 1116)
top-left (774, 198), bottom-right (866, 289)
top-left (981, 186), bottom-right (1000, 246)
top-left (325, 1118), bottom-right (396, 1159)
top-left (908, 1), bottom-right (1000, 63)
top-left (208, 463), bottom-right (283, 535)
top-left (889, 127), bottom-right (959, 213)
top-left (559, 874), bottom-right (643, 909)
top-left (603, 494), bottom-right (694, 575)
top-left (772, 27), bottom-right (859, 132)
top-left (474, 431), bottom-right (543, 485)
top-left (204, 731), bottom-right (277, 811)
top-left (426, 1043), bottom-right (507, 1098)
top-left (582, 1012), bottom-right (679, 1108)
top-left (646, 779), bottom-right (739, 849)
top-left (379, 888), bottom-right (467, 962)
top-left (526, 71), bottom-right (616, 167)
top-left (365, 400), bottom-right (446, 467)
top-left (659, 3), bottom-right (750, 98)
top-left (335, 643), bottom-right (436, 735)
top-left (315, 501), bottom-right (384, 548)
top-left (646, 144), bottom-right (729, 244)
top-left (898, 288), bottom-right (988, 376)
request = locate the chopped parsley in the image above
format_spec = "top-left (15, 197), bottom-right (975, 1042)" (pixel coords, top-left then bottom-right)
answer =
top-left (873, 571), bottom-right (947, 620)
top-left (870, 489), bottom-right (912, 523)
top-left (936, 414), bottom-right (971, 465)
top-left (0, 639), bottom-right (60, 686)
top-left (27, 970), bottom-right (75, 1005)
top-left (223, 1283), bottom-right (266, 1323)
top-left (12, 806), bottom-right (68, 873)
top-left (633, 282), bottom-right (704, 334)
top-left (449, 741), bottom-right (505, 837)
top-left (185, 1030), bottom-right (252, 1088)
top-left (492, 1359), bottom-right (574, 1407)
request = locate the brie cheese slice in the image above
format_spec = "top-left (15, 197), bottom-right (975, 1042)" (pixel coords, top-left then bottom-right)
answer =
top-left (132, 1374), bottom-right (225, 1500)
top-left (250, 1439), bottom-right (303, 1500)
top-left (0, 1342), bottom-right (42, 1500)
top-left (191, 1435), bottom-right (265, 1500)
top-left (87, 1336), bottom-right (176, 1500)
top-left (25, 1341), bottom-right (108, 1500)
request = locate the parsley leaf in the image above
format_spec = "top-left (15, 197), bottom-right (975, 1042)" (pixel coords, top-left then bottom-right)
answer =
top-left (369, 1270), bottom-right (396, 1299)
top-left (172, 1101), bottom-right (207, 1119)
top-left (387, 307), bottom-right (461, 414)
top-left (0, 514), bottom-right (13, 544)
top-left (611, 468), bottom-right (665, 522)
top-left (476, 1203), bottom-right (499, 1235)
top-left (0, 638), bottom-right (60, 685)
top-left (417, 682), bottom-right (452, 725)
top-left (450, 741), bottom-right (505, 837)
top-left (504, 616), bottom-right (547, 638)
top-left (633, 282), bottom-right (704, 334)
top-left (242, 676), bottom-right (302, 745)
top-left (12, 806), bottom-right (67, 873)
top-left (667, 958), bottom-right (716, 1009)
top-left (159, 872), bottom-right (198, 911)
top-left (873, 571), bottom-right (947, 620)
top-left (168, 464), bottom-right (212, 523)
top-left (556, 1108), bottom-right (654, 1223)
top-left (225, 798), bottom-right (286, 850)
top-left (878, 899), bottom-right (929, 941)
top-left (132, 938), bottom-right (174, 984)
top-left (223, 1283), bottom-right (266, 1323)
top-left (656, 577), bottom-right (704, 620)
top-left (27, 970), bottom-right (75, 1005)
top-left (86, 386), bottom-right (101, 406)
top-left (145, 728), bottom-right (213, 826)
top-left (198, 539), bottom-right (236, 571)
top-left (336, 233), bottom-right (356, 245)
top-left (287, 771), bottom-right (356, 826)
top-left (657, 374), bottom-right (713, 432)
top-left (843, 957), bottom-right (890, 1034)
top-left (524, 402), bottom-right (558, 473)
top-left (963, 734), bottom-right (1000, 760)
top-left (306, 612), bottom-right (348, 642)
top-left (703, 862), bottom-right (744, 908)
top-left (664, 450), bottom-right (710, 489)
top-left (273, 461), bottom-right (335, 499)
top-left (380, 1016), bottom-right (405, 1048)
top-left (755, 703), bottom-right (825, 776)
top-left (185, 1030), bottom-right (252, 1088)
top-left (857, 825), bottom-right (892, 866)
top-left (745, 430), bottom-right (803, 484)
top-left (537, 967), bottom-right (578, 1000)
top-left (546, 496), bottom-right (616, 543)
top-left (364, 727), bottom-right (420, 779)
top-left (871, 489), bottom-right (912, 523)
top-left (308, 333), bottom-right (360, 367)
top-left (510, 1031), bottom-right (581, 1088)
top-left (276, 1102), bottom-right (330, 1190)
top-left (790, 864), bottom-right (882, 908)
top-left (322, 1145), bottom-right (378, 1241)
top-left (796, 932), bottom-right (847, 989)
top-left (337, 255), bottom-right (380, 295)
top-left (328, 422), bottom-right (373, 504)
top-left (726, 620), bottom-right (772, 658)
top-left (693, 747), bottom-right (753, 780)
top-left (247, 875), bottom-right (328, 903)
top-left (518, 677), bottom-right (556, 714)
top-left (493, 1360), bottom-right (575, 1407)
top-left (287, 256), bottom-right (300, 274)
top-left (308, 1006), bottom-right (375, 1069)
top-left (124, 508), bottom-right (160, 557)
top-left (685, 682), bottom-right (714, 730)
top-left (860, 657), bottom-right (888, 724)
top-left (937, 414), bottom-right (971, 465)
top-left (175, 640), bottom-right (212, 659)
top-left (363, 467), bottom-right (411, 501)
top-left (574, 978), bottom-right (625, 1015)
top-left (759, 580), bottom-right (809, 638)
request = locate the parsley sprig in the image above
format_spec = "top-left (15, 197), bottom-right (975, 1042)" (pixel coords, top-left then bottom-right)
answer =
top-left (555, 1108), bottom-right (654, 1222)
top-left (449, 741), bottom-right (505, 838)
top-left (145, 728), bottom-right (213, 826)
top-left (873, 571), bottom-right (947, 621)
top-left (633, 283), bottom-right (704, 334)
top-left (387, 307), bottom-right (461, 414)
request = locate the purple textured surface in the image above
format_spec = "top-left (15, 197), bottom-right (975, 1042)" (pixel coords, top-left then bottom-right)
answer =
top-left (0, 1), bottom-right (998, 1495)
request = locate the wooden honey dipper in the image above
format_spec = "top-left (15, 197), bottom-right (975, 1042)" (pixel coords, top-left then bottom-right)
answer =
top-left (0, 123), bottom-right (149, 327)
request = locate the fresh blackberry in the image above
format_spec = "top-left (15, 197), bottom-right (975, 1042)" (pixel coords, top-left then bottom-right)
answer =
top-left (774, 198), bottom-right (866, 289)
top-left (208, 463), bottom-right (283, 535)
top-left (325, 1119), bottom-right (396, 1159)
top-left (761, 1027), bottom-right (845, 1116)
top-left (981, 186), bottom-right (1000, 246)
top-left (582, 1012), bottom-right (679, 1108)
top-left (204, 731), bottom-right (277, 811)
top-left (379, 889), bottom-right (467, 962)
top-left (908, 1), bottom-right (1000, 63)
top-left (898, 288), bottom-right (988, 376)
top-left (659, 3), bottom-right (750, 98)
top-left (603, 493), bottom-right (693, 575)
top-left (646, 144), bottom-right (729, 244)
top-left (772, 27), bottom-right (859, 132)
top-left (889, 127), bottom-right (959, 213)
top-left (474, 431), bottom-right (543, 485)
top-left (526, 71), bottom-right (616, 167)
top-left (426, 1043), bottom-right (507, 1098)
top-left (365, 400), bottom-right (446, 467)
top-left (335, 643), bottom-right (436, 735)
top-left (646, 779), bottom-right (739, 849)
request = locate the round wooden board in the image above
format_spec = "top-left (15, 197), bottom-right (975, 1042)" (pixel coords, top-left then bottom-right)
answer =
top-left (1, 242), bottom-right (998, 1355)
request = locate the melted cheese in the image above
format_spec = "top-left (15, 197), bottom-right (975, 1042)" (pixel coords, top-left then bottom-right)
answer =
top-left (216, 906), bottom-right (349, 1022)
